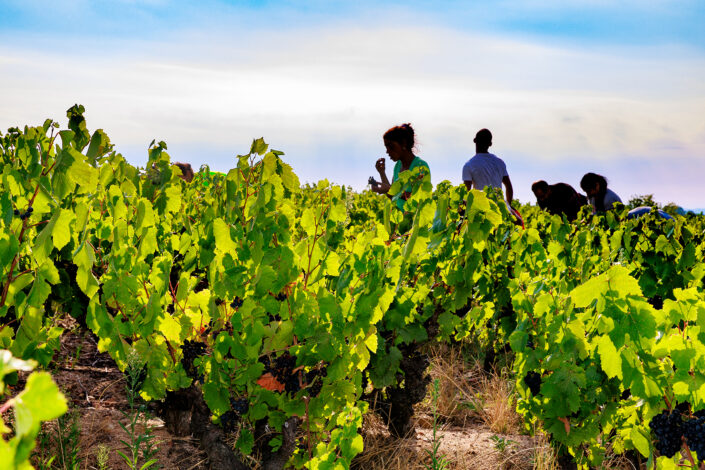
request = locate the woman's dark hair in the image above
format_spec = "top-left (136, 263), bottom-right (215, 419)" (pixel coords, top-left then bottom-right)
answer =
top-left (175, 162), bottom-right (194, 183)
top-left (580, 172), bottom-right (608, 211)
top-left (580, 172), bottom-right (607, 192)
top-left (383, 123), bottom-right (415, 151)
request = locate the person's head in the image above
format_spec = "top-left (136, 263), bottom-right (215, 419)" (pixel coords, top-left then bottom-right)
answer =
top-left (580, 172), bottom-right (607, 198)
top-left (383, 123), bottom-right (415, 162)
top-left (531, 180), bottom-right (550, 202)
top-left (175, 162), bottom-right (194, 183)
top-left (474, 128), bottom-right (492, 152)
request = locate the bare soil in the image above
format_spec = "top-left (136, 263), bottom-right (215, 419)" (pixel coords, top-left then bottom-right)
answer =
top-left (30, 321), bottom-right (207, 470)
top-left (27, 320), bottom-right (546, 469)
top-left (353, 411), bottom-right (543, 470)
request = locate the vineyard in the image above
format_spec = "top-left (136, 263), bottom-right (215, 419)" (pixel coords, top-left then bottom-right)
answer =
top-left (1, 106), bottom-right (705, 470)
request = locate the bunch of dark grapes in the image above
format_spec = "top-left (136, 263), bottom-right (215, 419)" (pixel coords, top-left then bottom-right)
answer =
top-left (219, 398), bottom-right (249, 433)
top-left (146, 166), bottom-right (162, 185)
top-left (283, 373), bottom-right (301, 394)
top-left (648, 295), bottom-right (664, 310)
top-left (181, 340), bottom-right (207, 379)
top-left (675, 401), bottom-right (691, 414)
top-left (169, 255), bottom-right (182, 288)
top-left (683, 412), bottom-right (705, 459)
top-left (649, 409), bottom-right (684, 458)
top-left (275, 292), bottom-right (288, 302)
top-left (272, 354), bottom-right (297, 378)
top-left (259, 355), bottom-right (271, 371)
top-left (230, 397), bottom-right (249, 416)
top-left (297, 437), bottom-right (310, 455)
top-left (194, 277), bottom-right (209, 293)
top-left (592, 234), bottom-right (602, 247)
top-left (523, 371), bottom-right (542, 396)
top-left (306, 366), bottom-right (328, 398)
top-left (230, 297), bottom-right (243, 310)
top-left (267, 312), bottom-right (282, 322)
top-left (526, 336), bottom-right (535, 350)
top-left (219, 411), bottom-right (238, 433)
top-left (266, 353), bottom-right (301, 394)
top-left (14, 206), bottom-right (33, 220)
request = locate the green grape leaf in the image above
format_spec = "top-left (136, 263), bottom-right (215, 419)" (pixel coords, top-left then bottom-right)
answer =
top-left (629, 427), bottom-right (650, 458)
top-left (301, 208), bottom-right (317, 237)
top-left (156, 312), bottom-right (182, 345)
top-left (52, 209), bottom-right (75, 251)
top-left (368, 346), bottom-right (402, 388)
top-left (33, 211), bottom-right (59, 262)
top-left (203, 381), bottom-right (229, 415)
top-left (340, 434), bottom-right (364, 461)
top-left (13, 372), bottom-right (68, 436)
top-left (213, 218), bottom-right (237, 254)
top-left (236, 428), bottom-right (254, 455)
top-left (86, 129), bottom-right (111, 163)
top-left (250, 138), bottom-right (268, 156)
top-left (596, 335), bottom-right (623, 380)
top-left (67, 148), bottom-right (98, 193)
top-left (571, 266), bottom-right (641, 308)
top-left (135, 198), bottom-right (155, 233)
top-left (74, 242), bottom-right (100, 298)
top-left (0, 236), bottom-right (19, 269)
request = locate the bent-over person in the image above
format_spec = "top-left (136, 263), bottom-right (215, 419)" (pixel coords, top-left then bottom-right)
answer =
top-left (531, 180), bottom-right (587, 221)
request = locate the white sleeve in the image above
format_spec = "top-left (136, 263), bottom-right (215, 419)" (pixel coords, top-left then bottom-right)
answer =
top-left (501, 160), bottom-right (508, 178)
top-left (604, 190), bottom-right (622, 208)
top-left (462, 162), bottom-right (472, 182)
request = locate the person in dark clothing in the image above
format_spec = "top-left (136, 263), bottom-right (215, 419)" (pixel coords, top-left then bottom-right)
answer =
top-left (531, 180), bottom-right (588, 221)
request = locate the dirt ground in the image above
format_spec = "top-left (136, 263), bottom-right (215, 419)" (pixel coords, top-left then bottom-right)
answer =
top-left (354, 418), bottom-right (542, 470)
top-left (30, 323), bottom-right (207, 470)
top-left (24, 319), bottom-right (548, 470)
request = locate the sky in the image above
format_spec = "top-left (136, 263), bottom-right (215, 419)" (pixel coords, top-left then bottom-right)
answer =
top-left (1, 1), bottom-right (704, 208)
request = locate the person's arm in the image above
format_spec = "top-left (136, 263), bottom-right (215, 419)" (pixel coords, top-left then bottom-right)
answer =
top-left (502, 175), bottom-right (513, 204)
top-left (461, 162), bottom-right (474, 192)
top-left (588, 196), bottom-right (597, 214)
top-left (374, 158), bottom-right (391, 194)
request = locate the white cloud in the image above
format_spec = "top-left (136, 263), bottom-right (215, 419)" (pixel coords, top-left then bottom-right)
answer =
top-left (1, 24), bottom-right (704, 205)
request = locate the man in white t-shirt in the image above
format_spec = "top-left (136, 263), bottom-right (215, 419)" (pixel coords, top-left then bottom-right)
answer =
top-left (462, 128), bottom-right (514, 205)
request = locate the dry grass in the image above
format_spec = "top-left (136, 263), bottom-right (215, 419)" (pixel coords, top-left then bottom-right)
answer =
top-left (352, 413), bottom-right (426, 470)
top-left (421, 343), bottom-right (522, 435)
top-left (601, 447), bottom-right (646, 470)
top-left (529, 430), bottom-right (560, 470)
top-left (354, 343), bottom-right (541, 470)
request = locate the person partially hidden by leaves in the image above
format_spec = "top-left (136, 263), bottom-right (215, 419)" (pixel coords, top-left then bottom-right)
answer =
top-left (462, 128), bottom-right (522, 226)
top-left (370, 123), bottom-right (430, 210)
top-left (531, 180), bottom-right (588, 221)
top-left (580, 172), bottom-right (622, 212)
top-left (174, 162), bottom-right (194, 183)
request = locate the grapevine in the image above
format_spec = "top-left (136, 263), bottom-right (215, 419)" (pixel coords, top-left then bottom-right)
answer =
top-left (1, 107), bottom-right (705, 469)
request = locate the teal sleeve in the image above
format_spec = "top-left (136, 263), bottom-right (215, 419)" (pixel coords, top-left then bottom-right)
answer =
top-left (392, 161), bottom-right (401, 183)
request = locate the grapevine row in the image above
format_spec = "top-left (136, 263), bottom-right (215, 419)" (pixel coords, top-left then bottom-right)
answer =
top-left (1, 107), bottom-right (704, 469)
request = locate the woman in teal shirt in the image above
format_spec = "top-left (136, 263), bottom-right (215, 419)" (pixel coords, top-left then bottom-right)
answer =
top-left (371, 123), bottom-right (430, 210)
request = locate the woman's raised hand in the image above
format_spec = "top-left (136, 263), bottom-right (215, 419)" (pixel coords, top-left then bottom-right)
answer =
top-left (375, 158), bottom-right (386, 173)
